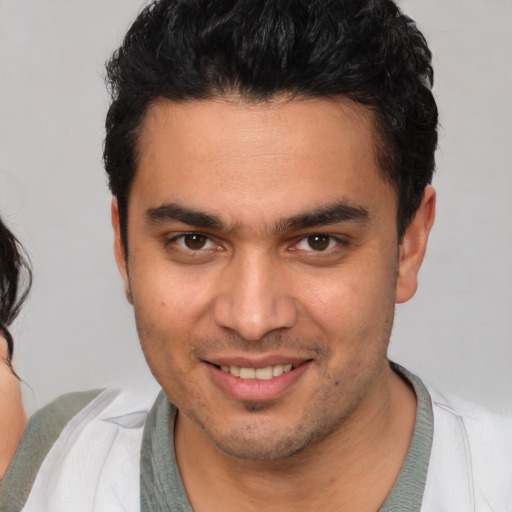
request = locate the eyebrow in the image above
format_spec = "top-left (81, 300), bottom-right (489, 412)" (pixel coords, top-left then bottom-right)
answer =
top-left (146, 199), bottom-right (370, 233)
top-left (146, 203), bottom-right (225, 230)
top-left (275, 201), bottom-right (370, 232)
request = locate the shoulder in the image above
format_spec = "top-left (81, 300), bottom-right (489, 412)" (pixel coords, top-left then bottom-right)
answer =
top-left (428, 386), bottom-right (512, 456)
top-left (0, 389), bottom-right (106, 511)
top-left (0, 387), bottom-right (160, 512)
top-left (423, 385), bottom-right (512, 511)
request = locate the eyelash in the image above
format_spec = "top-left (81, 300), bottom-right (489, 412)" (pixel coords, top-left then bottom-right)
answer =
top-left (165, 232), bottom-right (221, 252)
top-left (164, 232), bottom-right (349, 255)
top-left (292, 234), bottom-right (349, 253)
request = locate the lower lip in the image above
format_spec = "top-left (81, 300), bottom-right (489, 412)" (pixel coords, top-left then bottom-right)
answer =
top-left (207, 361), bottom-right (311, 402)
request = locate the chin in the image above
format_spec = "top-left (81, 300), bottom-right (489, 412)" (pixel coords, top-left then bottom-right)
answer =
top-left (197, 410), bottom-right (340, 461)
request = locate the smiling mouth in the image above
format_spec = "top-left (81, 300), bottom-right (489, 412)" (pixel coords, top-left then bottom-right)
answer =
top-left (206, 360), bottom-right (312, 401)
top-left (216, 363), bottom-right (301, 380)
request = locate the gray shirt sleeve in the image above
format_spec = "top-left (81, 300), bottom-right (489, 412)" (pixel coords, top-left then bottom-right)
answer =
top-left (0, 389), bottom-right (104, 512)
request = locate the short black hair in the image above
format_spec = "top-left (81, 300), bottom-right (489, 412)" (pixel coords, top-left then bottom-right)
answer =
top-left (0, 217), bottom-right (31, 360)
top-left (104, 0), bottom-right (438, 252)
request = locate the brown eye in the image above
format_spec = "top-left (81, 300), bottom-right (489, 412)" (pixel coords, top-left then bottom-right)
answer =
top-left (307, 235), bottom-right (331, 251)
top-left (184, 234), bottom-right (208, 250)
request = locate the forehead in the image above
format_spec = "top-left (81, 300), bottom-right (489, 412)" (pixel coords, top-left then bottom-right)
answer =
top-left (132, 96), bottom-right (396, 225)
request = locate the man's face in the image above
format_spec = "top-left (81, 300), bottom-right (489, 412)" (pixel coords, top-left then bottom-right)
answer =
top-left (114, 96), bottom-right (428, 460)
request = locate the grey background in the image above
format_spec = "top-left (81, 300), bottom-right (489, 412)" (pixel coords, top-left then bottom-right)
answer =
top-left (0, 0), bottom-right (510, 413)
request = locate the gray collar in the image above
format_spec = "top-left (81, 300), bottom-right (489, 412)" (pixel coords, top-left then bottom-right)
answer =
top-left (140, 362), bottom-right (433, 512)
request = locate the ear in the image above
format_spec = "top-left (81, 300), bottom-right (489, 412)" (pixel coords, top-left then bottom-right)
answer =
top-left (111, 198), bottom-right (133, 304)
top-left (395, 185), bottom-right (436, 304)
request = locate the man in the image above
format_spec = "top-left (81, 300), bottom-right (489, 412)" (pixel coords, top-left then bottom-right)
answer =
top-left (1, 0), bottom-right (511, 511)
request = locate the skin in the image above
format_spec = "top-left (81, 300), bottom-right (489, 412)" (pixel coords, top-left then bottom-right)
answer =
top-left (113, 96), bottom-right (435, 511)
top-left (0, 336), bottom-right (25, 479)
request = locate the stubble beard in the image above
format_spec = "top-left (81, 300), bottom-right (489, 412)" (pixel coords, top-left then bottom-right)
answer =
top-left (132, 298), bottom-right (394, 462)
top-left (203, 362), bottom-right (387, 461)
top-left (177, 336), bottom-right (389, 462)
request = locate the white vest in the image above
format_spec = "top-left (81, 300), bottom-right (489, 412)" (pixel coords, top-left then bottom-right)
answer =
top-left (21, 387), bottom-right (512, 512)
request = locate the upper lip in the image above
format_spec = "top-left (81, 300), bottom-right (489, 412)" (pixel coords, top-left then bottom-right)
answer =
top-left (204, 354), bottom-right (312, 368)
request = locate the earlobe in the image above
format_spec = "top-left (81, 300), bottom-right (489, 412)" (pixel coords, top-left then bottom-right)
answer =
top-left (111, 198), bottom-right (133, 304)
top-left (395, 185), bottom-right (436, 304)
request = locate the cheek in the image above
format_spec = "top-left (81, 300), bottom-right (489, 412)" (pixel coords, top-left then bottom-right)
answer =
top-left (128, 264), bottom-right (223, 373)
top-left (129, 260), bottom-right (214, 322)
top-left (300, 263), bottom-right (397, 342)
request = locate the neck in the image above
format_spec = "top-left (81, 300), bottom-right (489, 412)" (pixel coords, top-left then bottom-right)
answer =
top-left (174, 363), bottom-right (416, 512)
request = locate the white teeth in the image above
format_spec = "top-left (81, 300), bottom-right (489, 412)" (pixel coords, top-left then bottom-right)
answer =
top-left (272, 364), bottom-right (284, 377)
top-left (239, 367), bottom-right (256, 379)
top-left (219, 363), bottom-right (295, 380)
top-left (255, 366), bottom-right (273, 380)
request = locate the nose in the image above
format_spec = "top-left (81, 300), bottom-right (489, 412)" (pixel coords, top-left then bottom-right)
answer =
top-left (212, 250), bottom-right (298, 341)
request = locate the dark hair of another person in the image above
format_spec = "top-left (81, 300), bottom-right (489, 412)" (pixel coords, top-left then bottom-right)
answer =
top-left (0, 218), bottom-right (31, 361)
top-left (104, 0), bottom-right (438, 253)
